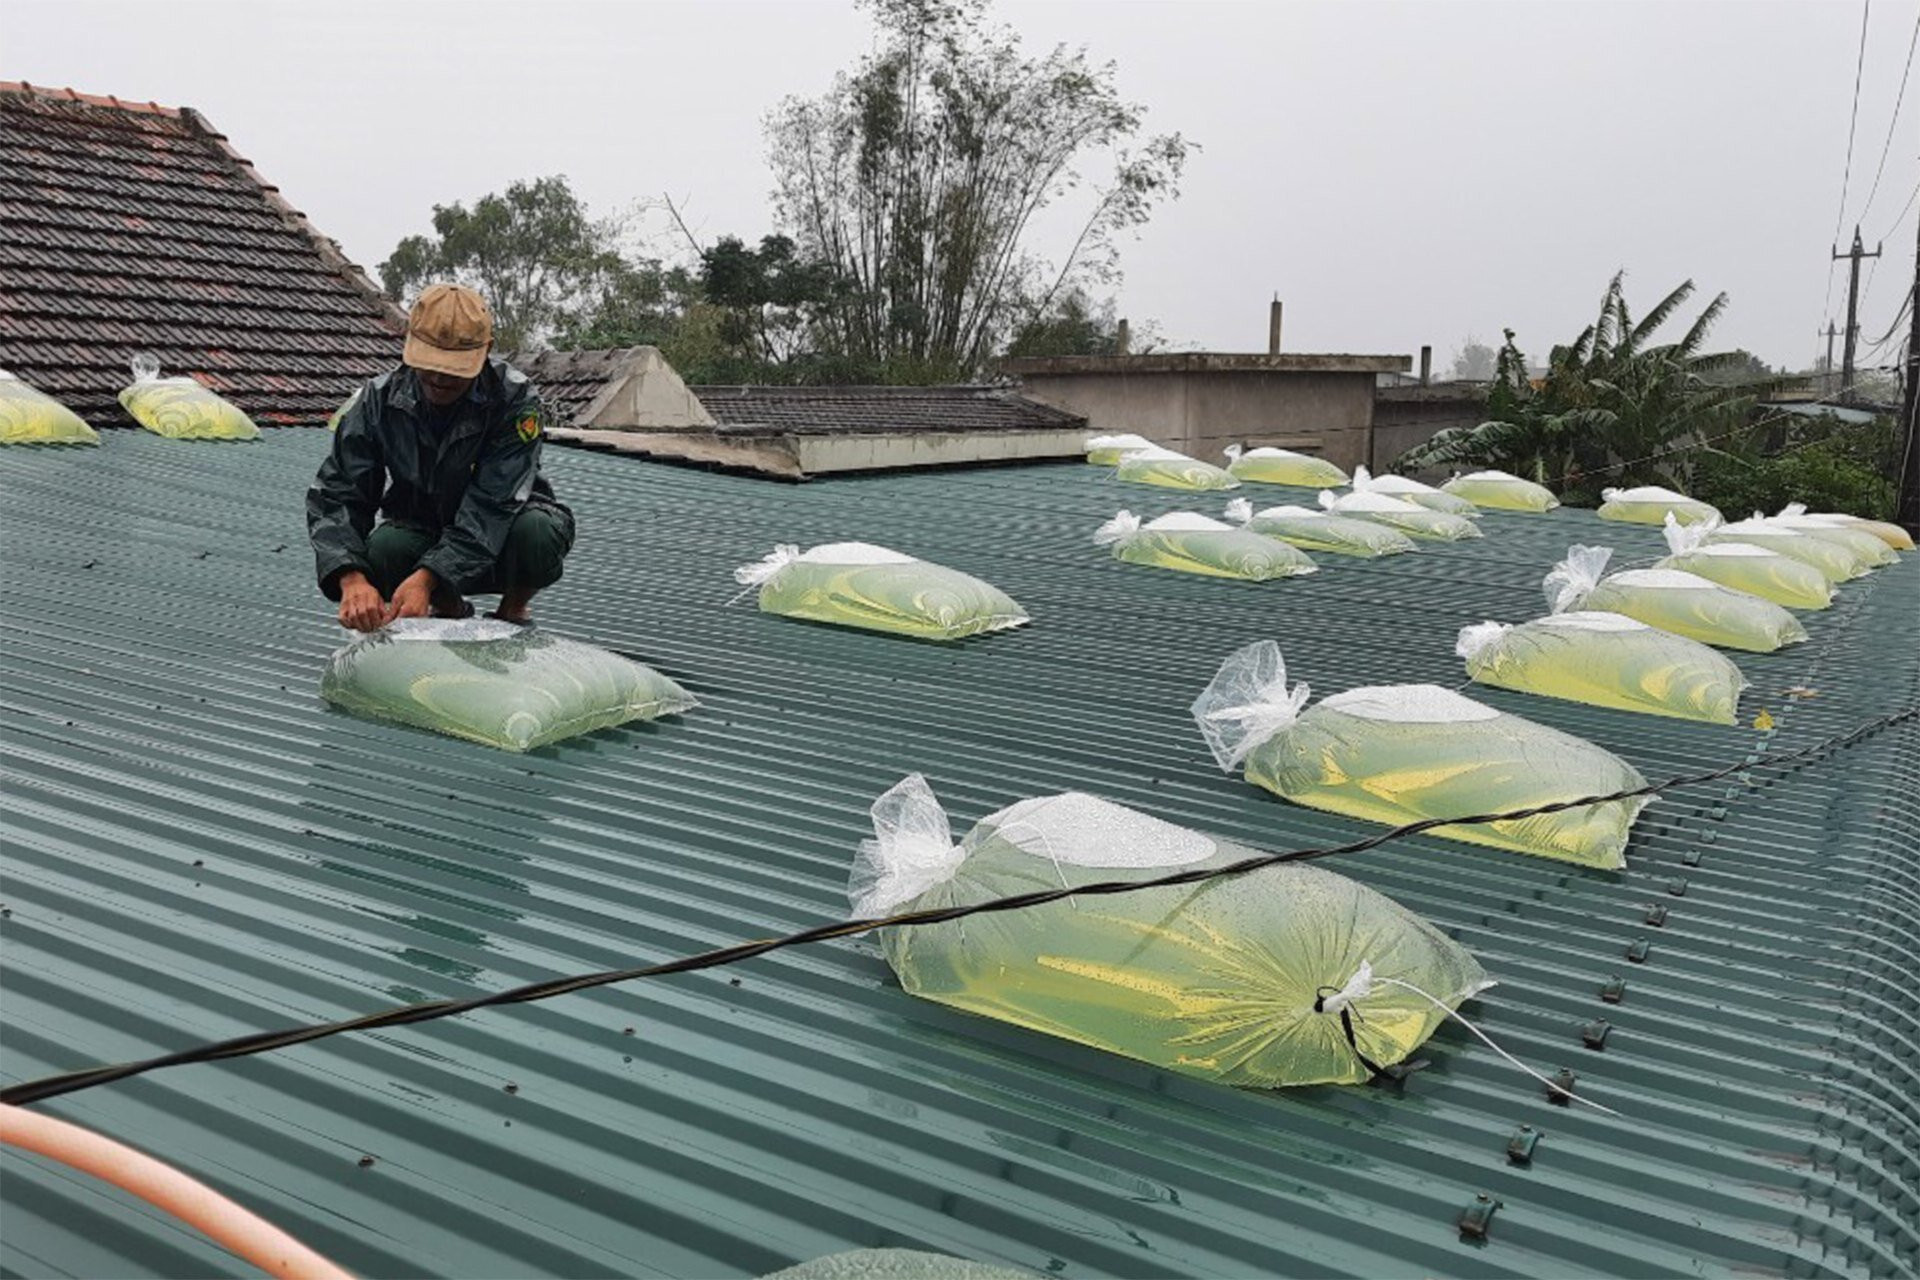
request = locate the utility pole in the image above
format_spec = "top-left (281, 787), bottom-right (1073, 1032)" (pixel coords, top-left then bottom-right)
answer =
top-left (1897, 211), bottom-right (1920, 533)
top-left (1834, 226), bottom-right (1882, 401)
top-left (1820, 321), bottom-right (1837, 396)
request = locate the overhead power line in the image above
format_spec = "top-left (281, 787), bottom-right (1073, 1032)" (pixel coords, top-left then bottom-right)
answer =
top-left (1858, 5), bottom-right (1920, 228)
top-left (1825, 0), bottom-right (1876, 321)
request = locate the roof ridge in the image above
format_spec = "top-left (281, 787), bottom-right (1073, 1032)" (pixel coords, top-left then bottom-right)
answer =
top-left (0, 80), bottom-right (181, 117)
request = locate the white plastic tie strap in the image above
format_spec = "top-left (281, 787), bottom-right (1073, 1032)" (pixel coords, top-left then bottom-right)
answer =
top-left (1318, 959), bottom-right (1373, 1015)
top-left (1092, 510), bottom-right (1143, 546)
top-left (129, 352), bottom-right (162, 383)
top-left (1190, 640), bottom-right (1312, 772)
top-left (1662, 511), bottom-right (1718, 556)
top-left (1543, 544), bottom-right (1614, 614)
top-left (733, 544), bottom-right (800, 587)
top-left (1223, 497), bottom-right (1253, 526)
top-left (1455, 621), bottom-right (1511, 663)
top-left (848, 774), bottom-right (968, 917)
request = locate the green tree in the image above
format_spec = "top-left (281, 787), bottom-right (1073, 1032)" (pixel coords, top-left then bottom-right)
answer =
top-left (1449, 336), bottom-right (1496, 381)
top-left (1398, 275), bottom-right (1764, 501)
top-left (1004, 290), bottom-right (1133, 359)
top-left (766, 0), bottom-right (1190, 377)
top-left (379, 176), bottom-right (631, 350)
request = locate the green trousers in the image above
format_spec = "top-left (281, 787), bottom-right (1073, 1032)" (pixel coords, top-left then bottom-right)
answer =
top-left (364, 506), bottom-right (573, 604)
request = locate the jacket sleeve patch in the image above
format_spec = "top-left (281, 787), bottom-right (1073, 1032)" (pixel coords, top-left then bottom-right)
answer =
top-left (513, 408), bottom-right (542, 443)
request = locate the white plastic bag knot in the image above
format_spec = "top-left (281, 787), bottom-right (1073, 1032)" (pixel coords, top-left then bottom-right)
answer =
top-left (1662, 511), bottom-right (1717, 556)
top-left (129, 352), bottom-right (162, 383)
top-left (1316, 489), bottom-right (1339, 511)
top-left (848, 773), bottom-right (967, 917)
top-left (1776, 502), bottom-right (1808, 518)
top-left (1543, 544), bottom-right (1613, 614)
top-left (1349, 465), bottom-right (1377, 493)
top-left (1601, 486), bottom-right (1623, 503)
top-left (1190, 640), bottom-right (1312, 772)
top-left (1455, 621), bottom-right (1511, 662)
top-left (733, 544), bottom-right (801, 587)
top-left (1318, 960), bottom-right (1373, 1015)
top-left (1222, 443), bottom-right (1244, 463)
top-left (1092, 510), bottom-right (1142, 546)
top-left (1222, 497), bottom-right (1253, 526)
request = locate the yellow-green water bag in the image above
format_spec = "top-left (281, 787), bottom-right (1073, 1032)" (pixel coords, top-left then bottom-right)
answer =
top-left (1349, 466), bottom-right (1480, 516)
top-left (1222, 444), bottom-right (1349, 488)
top-left (1795, 511), bottom-right (1913, 551)
top-left (1709, 518), bottom-right (1869, 581)
top-left (0, 370), bottom-right (99, 445)
top-left (1441, 470), bottom-right (1559, 513)
top-left (1765, 506), bottom-right (1899, 568)
top-left (1223, 498), bottom-right (1416, 557)
top-left (320, 618), bottom-right (698, 751)
top-left (1656, 514), bottom-right (1833, 610)
top-left (1318, 488), bottom-right (1482, 541)
top-left (736, 542), bottom-right (1029, 640)
top-left (117, 355), bottom-right (259, 440)
top-left (1596, 485), bottom-right (1719, 527)
top-left (1085, 433), bottom-right (1155, 466)
top-left (1193, 642), bottom-right (1649, 869)
top-left (854, 776), bottom-right (1491, 1088)
top-left (1457, 613), bottom-right (1746, 724)
top-left (1545, 545), bottom-right (1806, 653)
top-left (1114, 447), bottom-right (1240, 491)
top-left (1095, 510), bottom-right (1317, 580)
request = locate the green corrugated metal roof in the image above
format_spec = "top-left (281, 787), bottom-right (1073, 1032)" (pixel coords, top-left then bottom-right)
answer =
top-left (2, 433), bottom-right (1916, 1279)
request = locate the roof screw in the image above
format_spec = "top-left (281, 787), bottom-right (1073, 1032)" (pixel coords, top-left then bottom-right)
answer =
top-left (1698, 829), bottom-right (1717, 845)
top-left (1580, 1019), bottom-right (1612, 1050)
top-left (1681, 849), bottom-right (1702, 867)
top-left (1644, 903), bottom-right (1668, 926)
top-left (1626, 937), bottom-right (1652, 963)
top-left (1599, 975), bottom-right (1626, 1004)
top-left (1667, 877), bottom-right (1689, 897)
top-left (356, 1155), bottom-right (376, 1169)
top-left (1709, 805), bottom-right (1728, 820)
top-left (1505, 1125), bottom-right (1539, 1166)
top-left (1457, 1192), bottom-right (1502, 1240)
top-left (1547, 1067), bottom-right (1578, 1106)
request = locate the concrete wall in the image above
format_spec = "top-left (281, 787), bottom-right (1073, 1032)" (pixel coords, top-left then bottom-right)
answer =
top-left (1372, 385), bottom-right (1489, 476)
top-left (1015, 369), bottom-right (1379, 472)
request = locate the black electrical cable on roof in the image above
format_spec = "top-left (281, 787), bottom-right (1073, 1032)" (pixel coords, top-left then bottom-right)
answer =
top-left (6, 703), bottom-right (1915, 1108)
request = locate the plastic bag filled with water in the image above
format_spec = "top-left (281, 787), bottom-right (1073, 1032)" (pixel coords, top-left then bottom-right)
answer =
top-left (1457, 613), bottom-right (1746, 724)
top-left (1193, 642), bottom-right (1650, 868)
top-left (1222, 444), bottom-right (1349, 488)
top-left (1440, 470), bottom-right (1559, 513)
top-left (1223, 498), bottom-right (1416, 557)
top-left (320, 618), bottom-right (697, 751)
top-left (1114, 446), bottom-right (1239, 491)
top-left (1789, 510), bottom-right (1912, 551)
top-left (1596, 484), bottom-right (1718, 527)
top-left (736, 543), bottom-right (1029, 640)
top-left (1095, 510), bottom-right (1317, 580)
top-left (1708, 516), bottom-right (1870, 581)
top-left (1, 370), bottom-right (98, 445)
top-left (1085, 433), bottom-right (1155, 466)
top-left (117, 355), bottom-right (258, 441)
top-left (1545, 545), bottom-right (1805, 653)
top-left (1655, 515), bottom-right (1832, 610)
top-left (1348, 466), bottom-right (1479, 516)
top-left (854, 775), bottom-right (1492, 1087)
top-left (1763, 505), bottom-right (1899, 568)
top-left (1317, 488), bottom-right (1482, 541)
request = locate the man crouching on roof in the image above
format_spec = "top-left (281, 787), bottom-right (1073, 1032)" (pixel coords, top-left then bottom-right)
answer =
top-left (306, 283), bottom-right (574, 631)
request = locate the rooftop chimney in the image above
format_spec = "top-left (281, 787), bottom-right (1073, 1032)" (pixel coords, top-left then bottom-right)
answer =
top-left (1268, 298), bottom-right (1283, 355)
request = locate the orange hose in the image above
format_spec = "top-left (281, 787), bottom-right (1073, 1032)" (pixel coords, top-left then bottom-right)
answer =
top-left (0, 1103), bottom-right (354, 1280)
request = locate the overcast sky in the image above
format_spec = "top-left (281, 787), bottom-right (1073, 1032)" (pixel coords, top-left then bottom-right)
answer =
top-left (9, 0), bottom-right (1918, 372)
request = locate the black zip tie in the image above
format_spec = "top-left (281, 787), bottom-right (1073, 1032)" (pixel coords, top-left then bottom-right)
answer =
top-left (3, 703), bottom-right (1914, 1108)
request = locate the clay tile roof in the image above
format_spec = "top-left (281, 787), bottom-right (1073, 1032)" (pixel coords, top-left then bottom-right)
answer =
top-left (0, 82), bottom-right (405, 429)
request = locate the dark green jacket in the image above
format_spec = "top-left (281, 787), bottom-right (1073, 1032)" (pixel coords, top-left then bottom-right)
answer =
top-left (306, 356), bottom-right (570, 599)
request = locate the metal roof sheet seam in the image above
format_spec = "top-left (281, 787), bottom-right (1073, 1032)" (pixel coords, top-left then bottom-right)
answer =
top-left (2, 433), bottom-right (1917, 1279)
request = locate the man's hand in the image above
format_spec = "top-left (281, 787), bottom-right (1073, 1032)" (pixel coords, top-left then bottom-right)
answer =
top-left (337, 571), bottom-right (387, 632)
top-left (383, 568), bottom-right (437, 624)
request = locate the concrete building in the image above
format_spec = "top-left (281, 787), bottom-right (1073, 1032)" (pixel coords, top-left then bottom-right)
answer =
top-left (1004, 351), bottom-right (1410, 473)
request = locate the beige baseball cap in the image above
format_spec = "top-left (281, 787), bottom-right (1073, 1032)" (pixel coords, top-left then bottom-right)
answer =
top-left (403, 283), bottom-right (492, 378)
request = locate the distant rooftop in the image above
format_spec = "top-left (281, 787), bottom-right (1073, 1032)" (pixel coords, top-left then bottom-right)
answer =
top-left (0, 82), bottom-right (403, 428)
